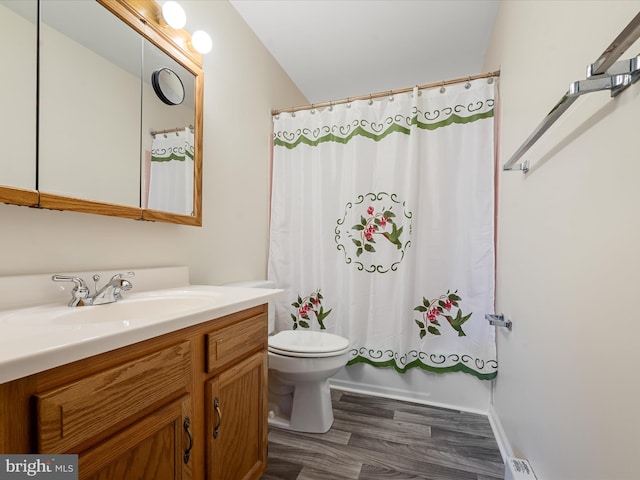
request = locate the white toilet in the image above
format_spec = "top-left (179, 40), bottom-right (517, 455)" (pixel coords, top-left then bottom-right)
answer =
top-left (268, 329), bottom-right (350, 433)
top-left (230, 280), bottom-right (350, 433)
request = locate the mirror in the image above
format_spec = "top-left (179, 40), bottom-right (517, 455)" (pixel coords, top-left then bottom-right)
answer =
top-left (0, 0), bottom-right (37, 202)
top-left (39, 0), bottom-right (143, 207)
top-left (0, 0), bottom-right (203, 225)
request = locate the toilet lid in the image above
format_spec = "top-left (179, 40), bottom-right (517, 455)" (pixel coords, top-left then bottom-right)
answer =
top-left (268, 330), bottom-right (349, 354)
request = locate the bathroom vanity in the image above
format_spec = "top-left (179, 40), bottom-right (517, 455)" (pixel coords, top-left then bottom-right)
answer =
top-left (0, 267), bottom-right (280, 480)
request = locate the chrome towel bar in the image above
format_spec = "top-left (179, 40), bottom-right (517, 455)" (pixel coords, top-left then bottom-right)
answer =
top-left (504, 12), bottom-right (640, 173)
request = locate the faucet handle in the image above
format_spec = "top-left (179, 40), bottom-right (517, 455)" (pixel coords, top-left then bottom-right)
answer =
top-left (52, 275), bottom-right (90, 306)
top-left (110, 272), bottom-right (135, 298)
top-left (120, 279), bottom-right (134, 292)
top-left (52, 274), bottom-right (88, 290)
top-left (111, 271), bottom-right (135, 281)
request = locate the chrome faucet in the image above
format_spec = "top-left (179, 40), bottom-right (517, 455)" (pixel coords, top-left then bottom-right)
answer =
top-left (52, 272), bottom-right (134, 307)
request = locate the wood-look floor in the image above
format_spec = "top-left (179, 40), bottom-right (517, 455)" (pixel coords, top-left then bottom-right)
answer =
top-left (260, 389), bottom-right (504, 480)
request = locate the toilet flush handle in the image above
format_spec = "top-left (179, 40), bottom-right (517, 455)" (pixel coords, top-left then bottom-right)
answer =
top-left (213, 397), bottom-right (222, 439)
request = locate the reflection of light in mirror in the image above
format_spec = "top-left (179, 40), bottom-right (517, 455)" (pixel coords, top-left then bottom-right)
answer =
top-left (162, 1), bottom-right (186, 29)
top-left (191, 30), bottom-right (212, 54)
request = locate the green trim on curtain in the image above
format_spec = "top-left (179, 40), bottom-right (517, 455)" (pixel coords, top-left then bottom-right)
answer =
top-left (347, 355), bottom-right (498, 380)
top-left (274, 105), bottom-right (494, 150)
top-left (151, 149), bottom-right (194, 162)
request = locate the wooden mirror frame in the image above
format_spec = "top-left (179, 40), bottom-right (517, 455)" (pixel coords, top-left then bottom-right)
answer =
top-left (0, 0), bottom-right (203, 226)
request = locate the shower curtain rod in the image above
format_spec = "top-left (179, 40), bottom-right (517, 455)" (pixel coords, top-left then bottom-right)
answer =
top-left (271, 70), bottom-right (500, 116)
top-left (150, 125), bottom-right (194, 137)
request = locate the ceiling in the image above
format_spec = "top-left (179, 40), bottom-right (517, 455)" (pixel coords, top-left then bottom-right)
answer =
top-left (229, 0), bottom-right (500, 105)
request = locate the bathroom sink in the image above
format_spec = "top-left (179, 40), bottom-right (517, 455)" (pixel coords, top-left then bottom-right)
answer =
top-left (53, 294), bottom-right (220, 325)
top-left (0, 291), bottom-right (223, 328)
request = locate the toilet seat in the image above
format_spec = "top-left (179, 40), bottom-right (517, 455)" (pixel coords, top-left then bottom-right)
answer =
top-left (268, 345), bottom-right (351, 358)
top-left (268, 330), bottom-right (349, 357)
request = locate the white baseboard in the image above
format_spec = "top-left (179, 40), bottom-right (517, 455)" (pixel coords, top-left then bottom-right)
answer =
top-left (487, 404), bottom-right (513, 462)
top-left (330, 378), bottom-right (487, 415)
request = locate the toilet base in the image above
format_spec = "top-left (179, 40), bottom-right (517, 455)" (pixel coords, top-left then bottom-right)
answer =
top-left (268, 374), bottom-right (335, 433)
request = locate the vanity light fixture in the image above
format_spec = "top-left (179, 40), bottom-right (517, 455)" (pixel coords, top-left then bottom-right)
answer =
top-left (161, 1), bottom-right (186, 29)
top-left (191, 30), bottom-right (212, 54)
top-left (160, 1), bottom-right (212, 54)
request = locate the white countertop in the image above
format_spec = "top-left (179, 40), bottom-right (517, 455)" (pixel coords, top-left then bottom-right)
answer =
top-left (0, 267), bottom-right (281, 384)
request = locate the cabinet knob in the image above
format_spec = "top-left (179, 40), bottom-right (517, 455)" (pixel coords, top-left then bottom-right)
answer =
top-left (213, 397), bottom-right (222, 439)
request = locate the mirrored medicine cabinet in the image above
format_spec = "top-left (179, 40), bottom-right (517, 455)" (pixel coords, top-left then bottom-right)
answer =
top-left (0, 0), bottom-right (203, 225)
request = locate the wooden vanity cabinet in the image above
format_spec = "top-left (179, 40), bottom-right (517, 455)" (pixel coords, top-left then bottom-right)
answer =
top-left (0, 304), bottom-right (269, 480)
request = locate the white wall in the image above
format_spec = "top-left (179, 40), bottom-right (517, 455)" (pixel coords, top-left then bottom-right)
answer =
top-left (0, 1), bottom-right (307, 286)
top-left (484, 1), bottom-right (640, 479)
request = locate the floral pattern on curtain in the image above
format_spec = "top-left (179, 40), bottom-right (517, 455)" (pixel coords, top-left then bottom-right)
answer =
top-left (269, 79), bottom-right (498, 380)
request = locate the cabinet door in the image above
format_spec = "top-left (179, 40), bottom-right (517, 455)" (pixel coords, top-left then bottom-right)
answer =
top-left (80, 395), bottom-right (193, 480)
top-left (206, 351), bottom-right (268, 480)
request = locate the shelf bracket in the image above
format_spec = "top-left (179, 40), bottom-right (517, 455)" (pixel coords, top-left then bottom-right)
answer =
top-left (587, 54), bottom-right (640, 96)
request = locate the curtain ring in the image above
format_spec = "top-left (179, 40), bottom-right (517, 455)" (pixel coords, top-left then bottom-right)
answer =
top-left (346, 98), bottom-right (351, 108)
top-left (487, 77), bottom-right (494, 84)
top-left (368, 94), bottom-right (373, 105)
top-left (465, 77), bottom-right (471, 89)
top-left (291, 107), bottom-right (296, 117)
top-left (439, 81), bottom-right (446, 94)
top-left (328, 101), bottom-right (333, 112)
top-left (388, 90), bottom-right (394, 102)
top-left (310, 104), bottom-right (316, 114)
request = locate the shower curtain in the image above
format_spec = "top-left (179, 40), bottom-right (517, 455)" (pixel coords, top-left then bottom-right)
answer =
top-left (147, 128), bottom-right (194, 215)
top-left (268, 78), bottom-right (497, 380)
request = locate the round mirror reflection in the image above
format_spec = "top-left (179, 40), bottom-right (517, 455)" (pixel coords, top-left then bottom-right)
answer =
top-left (152, 67), bottom-right (185, 105)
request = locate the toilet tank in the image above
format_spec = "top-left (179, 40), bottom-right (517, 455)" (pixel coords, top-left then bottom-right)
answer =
top-left (225, 280), bottom-right (277, 333)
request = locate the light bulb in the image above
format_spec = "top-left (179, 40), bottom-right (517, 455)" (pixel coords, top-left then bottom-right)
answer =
top-left (162, 1), bottom-right (186, 29)
top-left (191, 30), bottom-right (212, 54)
